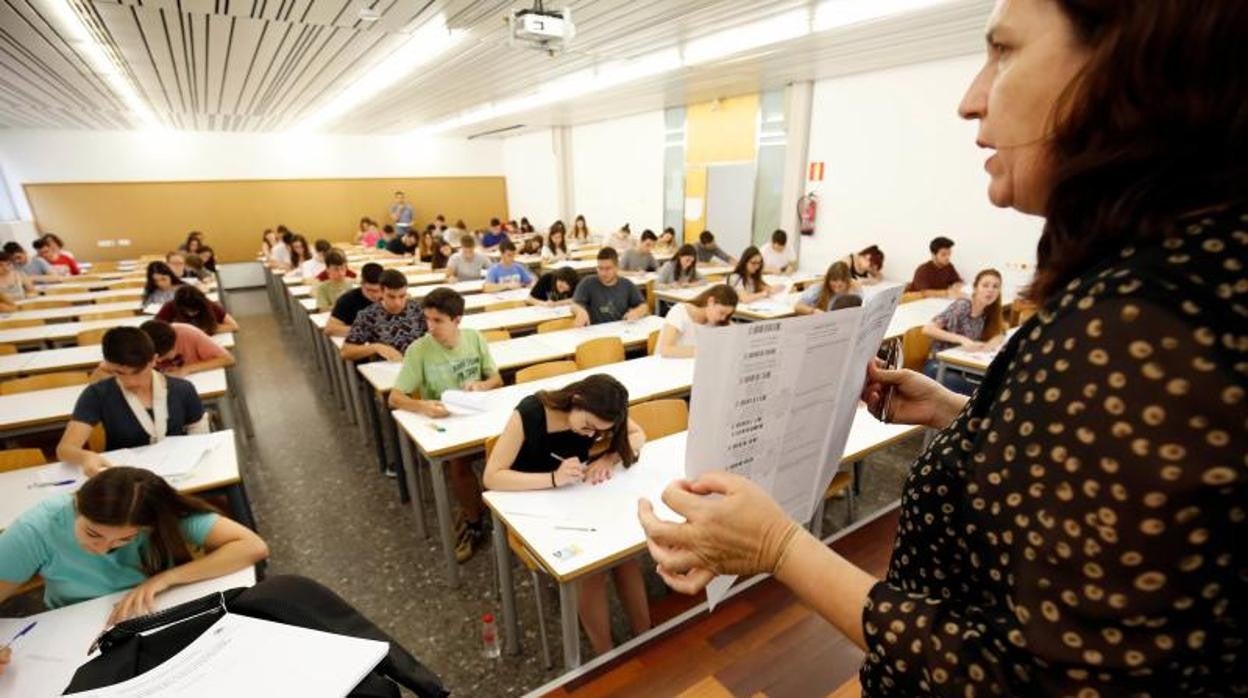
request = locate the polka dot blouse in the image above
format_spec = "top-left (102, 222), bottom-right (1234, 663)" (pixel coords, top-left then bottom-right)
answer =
top-left (860, 209), bottom-right (1246, 696)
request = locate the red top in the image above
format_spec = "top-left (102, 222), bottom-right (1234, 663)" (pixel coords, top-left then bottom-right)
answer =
top-left (52, 253), bottom-right (80, 276)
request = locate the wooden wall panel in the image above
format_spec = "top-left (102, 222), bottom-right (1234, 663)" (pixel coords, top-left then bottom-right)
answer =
top-left (23, 177), bottom-right (509, 263)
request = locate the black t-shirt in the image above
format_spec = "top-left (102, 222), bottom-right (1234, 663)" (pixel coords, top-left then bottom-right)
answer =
top-left (510, 395), bottom-right (595, 473)
top-left (331, 287), bottom-right (373, 326)
top-left (70, 377), bottom-right (205, 451)
top-left (529, 272), bottom-right (572, 303)
top-left (386, 237), bottom-right (415, 255)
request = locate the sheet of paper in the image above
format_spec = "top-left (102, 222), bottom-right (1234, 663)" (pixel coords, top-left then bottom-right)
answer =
top-left (440, 389), bottom-right (494, 415)
top-left (108, 434), bottom-right (223, 478)
top-left (35, 461), bottom-right (84, 485)
top-left (64, 613), bottom-right (387, 698)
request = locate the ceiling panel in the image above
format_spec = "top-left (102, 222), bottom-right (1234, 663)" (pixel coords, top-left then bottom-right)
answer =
top-left (0, 0), bottom-right (993, 133)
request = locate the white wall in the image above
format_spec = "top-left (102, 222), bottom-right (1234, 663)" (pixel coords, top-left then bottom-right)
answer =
top-left (502, 128), bottom-right (561, 231)
top-left (0, 129), bottom-right (505, 220)
top-left (571, 110), bottom-right (665, 236)
top-left (802, 54), bottom-right (1043, 286)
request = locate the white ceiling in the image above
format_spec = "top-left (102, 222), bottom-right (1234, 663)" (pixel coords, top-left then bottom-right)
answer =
top-left (0, 0), bottom-right (992, 135)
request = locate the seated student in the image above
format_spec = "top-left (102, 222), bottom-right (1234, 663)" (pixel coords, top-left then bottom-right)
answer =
top-left (341, 269), bottom-right (427, 363)
top-left (197, 246), bottom-right (218, 273)
top-left (693, 230), bottom-right (736, 266)
top-left (481, 218), bottom-right (508, 249)
top-left (315, 250), bottom-right (354, 311)
top-left (57, 327), bottom-right (211, 476)
top-left (0, 250), bottom-right (35, 299)
top-left (761, 229), bottom-right (797, 274)
top-left (183, 253), bottom-right (214, 286)
top-left (0, 467), bottom-right (268, 626)
top-left (0, 291), bottom-right (16, 313)
top-left (418, 227), bottom-right (437, 262)
top-left (40, 234), bottom-right (81, 276)
top-left (3, 242), bottom-right (52, 282)
top-left (263, 229), bottom-right (291, 271)
top-left (181, 230), bottom-right (204, 253)
top-left (655, 244), bottom-right (701, 288)
top-left (921, 268), bottom-right (1006, 395)
top-left (165, 251), bottom-right (198, 284)
top-left (326, 262), bottom-right (384, 337)
top-left (300, 239), bottom-right (331, 279)
top-left (655, 227), bottom-right (678, 256)
top-left (620, 230), bottom-right (659, 273)
top-left (357, 217), bottom-right (381, 248)
top-left (31, 237), bottom-right (74, 277)
top-left (140, 319), bottom-right (235, 377)
top-left (431, 239), bottom-right (453, 271)
top-left (907, 236), bottom-right (965, 297)
top-left (287, 234), bottom-right (312, 273)
top-left (543, 224), bottom-right (569, 262)
top-left (657, 285), bottom-right (739, 358)
top-left (795, 261), bottom-right (858, 314)
top-left (389, 288), bottom-right (502, 561)
top-left (155, 285), bottom-right (239, 334)
top-left (377, 225), bottom-right (398, 252)
top-left (603, 224), bottom-right (633, 252)
top-left (571, 248), bottom-right (648, 326)
top-left (387, 228), bottom-right (419, 257)
top-left (527, 266), bottom-right (581, 307)
top-left (726, 246), bottom-right (784, 303)
top-left (570, 215), bottom-right (592, 243)
top-left (445, 235), bottom-right (491, 282)
top-left (483, 374), bottom-right (649, 655)
top-left (443, 219), bottom-right (469, 246)
top-left (842, 244), bottom-right (885, 284)
top-left (519, 217), bottom-right (535, 234)
top-left (483, 240), bottom-right (536, 292)
top-left (143, 261), bottom-right (185, 307)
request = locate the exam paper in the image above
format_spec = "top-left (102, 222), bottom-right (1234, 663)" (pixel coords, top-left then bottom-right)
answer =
top-left (36, 433), bottom-right (224, 484)
top-left (440, 389), bottom-right (495, 415)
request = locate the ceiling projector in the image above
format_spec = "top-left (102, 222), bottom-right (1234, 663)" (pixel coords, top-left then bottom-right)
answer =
top-left (509, 3), bottom-right (575, 55)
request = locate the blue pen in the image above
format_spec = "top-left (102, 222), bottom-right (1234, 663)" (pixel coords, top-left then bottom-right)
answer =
top-left (2, 621), bottom-right (36, 649)
top-left (29, 479), bottom-right (76, 489)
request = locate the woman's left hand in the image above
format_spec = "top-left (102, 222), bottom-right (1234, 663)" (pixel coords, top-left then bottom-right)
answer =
top-left (584, 456), bottom-right (615, 485)
top-left (638, 472), bottom-right (800, 594)
top-left (108, 574), bottom-right (173, 626)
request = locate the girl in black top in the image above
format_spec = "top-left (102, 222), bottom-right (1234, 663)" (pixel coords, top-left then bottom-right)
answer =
top-left (526, 266), bottom-right (580, 307)
top-left (484, 375), bottom-right (648, 656)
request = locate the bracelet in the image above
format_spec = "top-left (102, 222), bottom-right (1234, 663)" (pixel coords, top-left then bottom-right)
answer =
top-left (551, 471), bottom-right (557, 488)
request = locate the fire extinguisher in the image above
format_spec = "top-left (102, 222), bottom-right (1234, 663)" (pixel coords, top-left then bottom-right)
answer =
top-left (798, 192), bottom-right (818, 236)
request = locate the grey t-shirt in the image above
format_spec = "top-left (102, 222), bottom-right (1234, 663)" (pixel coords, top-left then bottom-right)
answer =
top-left (620, 248), bottom-right (658, 272)
top-left (572, 275), bottom-right (645, 324)
top-left (446, 252), bottom-right (490, 282)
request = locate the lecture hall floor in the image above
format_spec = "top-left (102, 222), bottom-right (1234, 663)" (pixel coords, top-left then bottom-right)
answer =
top-left (0, 288), bottom-right (922, 697)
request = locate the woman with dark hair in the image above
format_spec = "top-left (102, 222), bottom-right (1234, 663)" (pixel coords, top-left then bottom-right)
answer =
top-left (726, 246), bottom-right (783, 303)
top-left (527, 266), bottom-right (581, 307)
top-left (264, 228), bottom-right (291, 271)
top-left (571, 214), bottom-right (591, 243)
top-left (794, 261), bottom-right (856, 314)
top-left (921, 268), bottom-right (1006, 394)
top-left (519, 217), bottom-right (535, 234)
top-left (544, 225), bottom-right (570, 262)
top-left (197, 245), bottom-right (218, 273)
top-left (0, 467), bottom-right (267, 629)
top-left (655, 244), bottom-right (700, 288)
top-left (639, 2), bottom-right (1247, 695)
top-left (143, 261), bottom-right (184, 307)
top-left (484, 374), bottom-right (649, 655)
top-left (519, 234), bottom-right (544, 256)
top-left (656, 284), bottom-right (739, 358)
top-left (431, 239), bottom-right (453, 271)
top-left (288, 235), bottom-right (311, 271)
top-left (156, 285), bottom-right (239, 334)
top-left (841, 245), bottom-right (884, 284)
top-left (181, 231), bottom-right (204, 254)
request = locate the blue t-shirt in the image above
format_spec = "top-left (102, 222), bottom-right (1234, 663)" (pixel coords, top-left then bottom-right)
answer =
top-left (0, 494), bottom-right (218, 608)
top-left (485, 262), bottom-right (534, 286)
top-left (481, 231), bottom-right (508, 248)
top-left (799, 285), bottom-right (856, 311)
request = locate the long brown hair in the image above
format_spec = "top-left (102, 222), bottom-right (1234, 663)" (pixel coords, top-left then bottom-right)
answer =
top-left (816, 261), bottom-right (853, 310)
top-left (731, 246), bottom-right (766, 292)
top-left (1030, 1), bottom-right (1248, 302)
top-left (972, 268), bottom-right (1005, 340)
top-left (536, 374), bottom-right (634, 466)
top-left (669, 244), bottom-right (698, 282)
top-left (170, 285), bottom-right (220, 335)
top-left (689, 284), bottom-right (739, 325)
top-left (76, 467), bottom-right (220, 576)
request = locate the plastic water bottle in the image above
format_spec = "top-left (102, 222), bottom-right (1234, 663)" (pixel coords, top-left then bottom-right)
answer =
top-left (481, 613), bottom-right (501, 659)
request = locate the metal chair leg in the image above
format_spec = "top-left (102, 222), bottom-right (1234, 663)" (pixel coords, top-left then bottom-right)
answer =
top-left (532, 570), bottom-right (553, 669)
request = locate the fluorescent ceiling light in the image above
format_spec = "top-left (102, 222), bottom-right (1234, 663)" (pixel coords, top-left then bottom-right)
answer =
top-left (682, 9), bottom-right (811, 66)
top-left (45, 0), bottom-right (163, 129)
top-left (296, 14), bottom-right (463, 132)
top-left (813, 0), bottom-right (951, 31)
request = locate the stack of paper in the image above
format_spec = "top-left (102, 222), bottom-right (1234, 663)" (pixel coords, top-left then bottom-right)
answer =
top-left (440, 390), bottom-right (494, 415)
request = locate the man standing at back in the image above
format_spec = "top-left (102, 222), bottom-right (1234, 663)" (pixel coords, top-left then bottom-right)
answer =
top-left (571, 248), bottom-right (649, 326)
top-left (389, 191), bottom-right (414, 236)
top-left (907, 236), bottom-right (964, 298)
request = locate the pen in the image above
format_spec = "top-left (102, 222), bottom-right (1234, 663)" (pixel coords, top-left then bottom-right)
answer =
top-left (549, 452), bottom-right (566, 462)
top-left (555, 525), bottom-right (596, 532)
top-left (2, 621), bottom-right (37, 650)
top-left (29, 479), bottom-right (76, 488)
top-left (426, 423), bottom-right (446, 433)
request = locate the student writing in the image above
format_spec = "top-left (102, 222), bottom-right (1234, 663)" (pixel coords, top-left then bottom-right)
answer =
top-left (570, 248), bottom-right (648, 326)
top-left (340, 269), bottom-right (427, 363)
top-left (656, 285), bottom-right (739, 358)
top-left (527, 266), bottom-right (580, 307)
top-left (795, 261), bottom-right (858, 314)
top-left (483, 240), bottom-right (535, 292)
top-left (726, 246), bottom-right (784, 303)
top-left (325, 262), bottom-right (383, 337)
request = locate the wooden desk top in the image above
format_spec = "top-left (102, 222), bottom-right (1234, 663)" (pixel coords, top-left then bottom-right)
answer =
top-left (0, 333), bottom-right (234, 379)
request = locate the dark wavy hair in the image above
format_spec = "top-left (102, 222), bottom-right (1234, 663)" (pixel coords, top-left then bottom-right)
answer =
top-left (537, 374), bottom-right (634, 467)
top-left (1031, 0), bottom-right (1248, 301)
top-left (144, 261), bottom-right (184, 299)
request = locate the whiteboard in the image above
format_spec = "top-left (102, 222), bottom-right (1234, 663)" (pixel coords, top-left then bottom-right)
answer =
top-left (705, 163), bottom-right (756, 258)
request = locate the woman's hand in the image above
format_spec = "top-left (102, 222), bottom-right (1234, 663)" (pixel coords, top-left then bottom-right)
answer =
top-left (584, 456), bottom-right (615, 485)
top-left (108, 574), bottom-right (173, 626)
top-left (0, 646), bottom-right (10, 676)
top-left (554, 457), bottom-right (586, 487)
top-left (82, 453), bottom-right (115, 478)
top-left (638, 472), bottom-right (800, 594)
top-left (861, 358), bottom-right (965, 429)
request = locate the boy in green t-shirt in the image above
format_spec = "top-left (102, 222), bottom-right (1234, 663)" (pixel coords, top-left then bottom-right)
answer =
top-left (315, 249), bottom-right (354, 311)
top-left (389, 287), bottom-right (502, 562)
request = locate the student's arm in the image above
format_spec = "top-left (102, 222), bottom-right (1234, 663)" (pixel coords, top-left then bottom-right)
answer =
top-left (342, 341), bottom-right (400, 362)
top-left (216, 313), bottom-right (240, 333)
top-left (108, 516), bottom-right (269, 625)
top-left (624, 283), bottom-right (649, 321)
top-left (584, 417), bottom-right (646, 484)
top-left (483, 412), bottom-right (585, 491)
top-left (56, 420), bottom-right (114, 476)
top-left (177, 351), bottom-right (236, 377)
top-left (658, 322), bottom-right (695, 359)
top-left (464, 340), bottom-right (502, 391)
top-left (922, 321), bottom-right (983, 350)
top-left (324, 316), bottom-right (351, 336)
top-left (570, 281), bottom-right (592, 327)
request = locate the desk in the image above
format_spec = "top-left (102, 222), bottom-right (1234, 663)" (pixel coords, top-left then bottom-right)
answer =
top-left (0, 315), bottom-right (148, 346)
top-left (460, 304), bottom-right (573, 334)
top-left (0, 333), bottom-right (235, 379)
top-left (883, 297), bottom-right (950, 340)
top-left (0, 566), bottom-right (255, 698)
top-left (17, 288), bottom-right (143, 306)
top-left (408, 279), bottom-right (485, 300)
top-left (653, 272), bottom-right (819, 307)
top-left (391, 355), bottom-right (696, 587)
top-left (0, 301), bottom-right (139, 325)
top-left (932, 328), bottom-right (1014, 382)
top-left (732, 293), bottom-right (801, 321)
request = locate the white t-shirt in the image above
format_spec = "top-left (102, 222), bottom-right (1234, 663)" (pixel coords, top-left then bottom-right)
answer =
top-left (761, 243), bottom-right (796, 272)
top-left (269, 241), bottom-right (291, 267)
top-left (664, 303), bottom-right (699, 348)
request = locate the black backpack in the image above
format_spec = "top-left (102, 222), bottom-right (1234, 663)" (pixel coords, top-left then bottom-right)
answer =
top-left (64, 575), bottom-right (448, 697)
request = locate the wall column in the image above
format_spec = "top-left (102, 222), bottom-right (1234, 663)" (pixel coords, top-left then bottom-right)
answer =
top-left (780, 81), bottom-right (813, 259)
top-left (553, 126), bottom-right (576, 223)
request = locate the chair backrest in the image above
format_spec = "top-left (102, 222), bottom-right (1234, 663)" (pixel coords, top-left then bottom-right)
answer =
top-left (0, 318), bottom-right (43, 330)
top-left (480, 329), bottom-right (511, 343)
top-left (0, 371), bottom-right (90, 395)
top-left (900, 291), bottom-right (925, 304)
top-left (20, 300), bottom-right (72, 310)
top-left (574, 337), bottom-right (624, 370)
top-left (646, 329), bottom-right (660, 356)
top-left (628, 399), bottom-right (688, 441)
top-left (485, 300), bottom-right (526, 313)
top-left (76, 328), bottom-right (109, 346)
top-left (901, 326), bottom-right (932, 371)
top-left (536, 317), bottom-right (574, 334)
top-left (0, 343), bottom-right (16, 355)
top-left (89, 261), bottom-right (119, 272)
top-left (88, 423), bottom-right (106, 452)
top-left (0, 448), bottom-right (47, 473)
top-left (515, 360), bottom-right (578, 385)
top-left (80, 311), bottom-right (135, 321)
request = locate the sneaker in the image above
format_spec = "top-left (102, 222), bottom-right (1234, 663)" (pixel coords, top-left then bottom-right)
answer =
top-left (453, 511), bottom-right (468, 538)
top-left (455, 522), bottom-right (486, 564)
top-left (383, 466), bottom-right (397, 479)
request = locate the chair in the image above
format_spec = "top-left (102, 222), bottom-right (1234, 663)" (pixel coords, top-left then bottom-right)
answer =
top-left (0, 343), bottom-right (16, 355)
top-left (18, 300), bottom-right (71, 310)
top-left (480, 329), bottom-right (511, 343)
top-left (117, 279), bottom-right (147, 289)
top-left (0, 447), bottom-right (46, 473)
top-left (76, 328), bottom-right (109, 346)
top-left (574, 337), bottom-right (624, 370)
top-left (629, 399), bottom-right (688, 441)
top-left (0, 371), bottom-right (90, 395)
top-left (515, 360), bottom-right (578, 385)
top-left (536, 317), bottom-right (574, 334)
top-left (484, 436), bottom-right (554, 669)
top-left (646, 329), bottom-right (660, 356)
top-left (1011, 299), bottom-right (1038, 327)
top-left (79, 311), bottom-right (135, 321)
top-left (0, 318), bottom-right (43, 330)
top-left (484, 300), bottom-right (526, 313)
top-left (89, 261), bottom-right (119, 272)
top-left (88, 423), bottom-right (106, 452)
top-left (900, 291), bottom-right (925, 304)
top-left (901, 326), bottom-right (932, 372)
